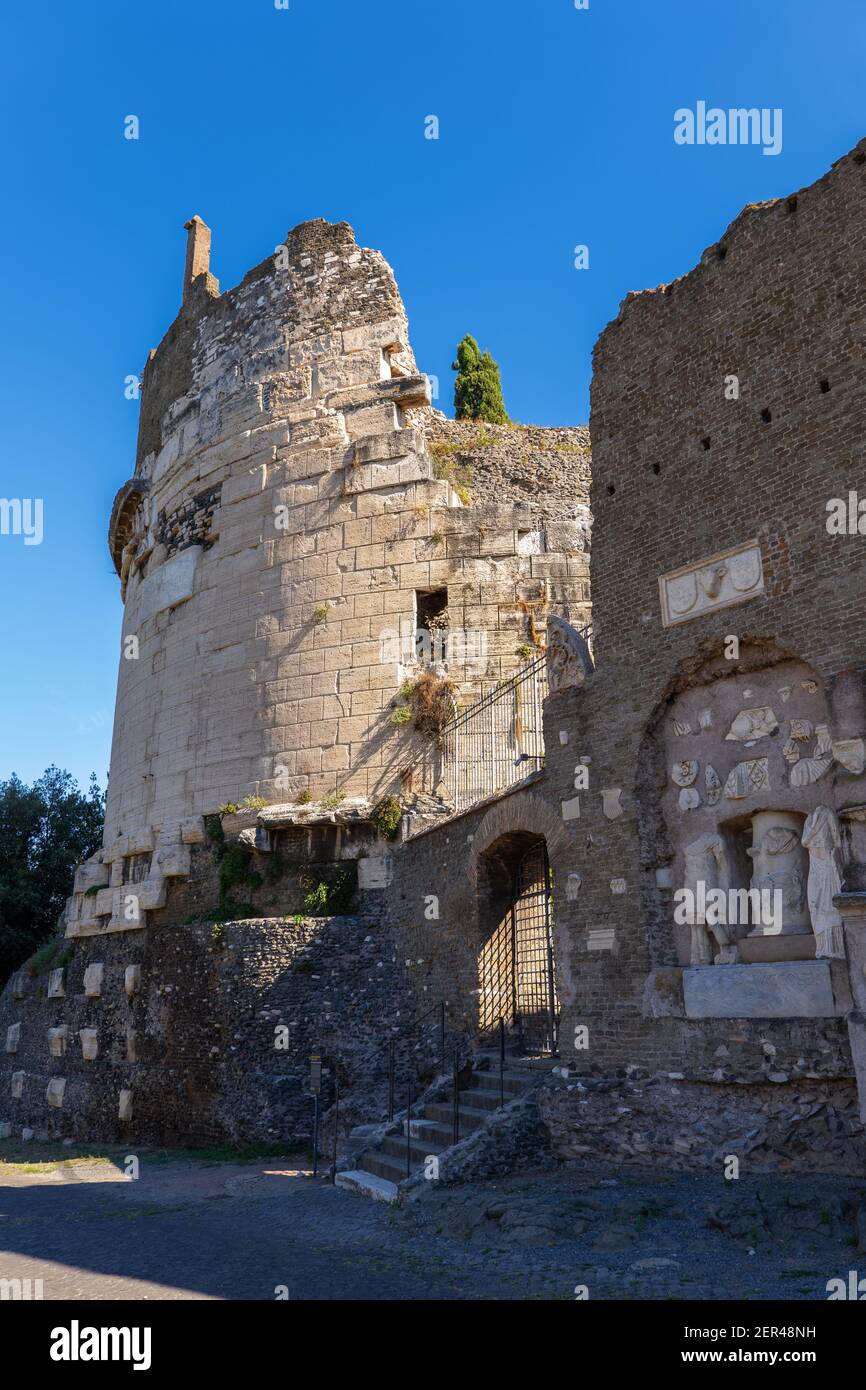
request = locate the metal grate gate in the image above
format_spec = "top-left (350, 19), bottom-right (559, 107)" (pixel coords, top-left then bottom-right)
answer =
top-left (512, 843), bottom-right (558, 1055)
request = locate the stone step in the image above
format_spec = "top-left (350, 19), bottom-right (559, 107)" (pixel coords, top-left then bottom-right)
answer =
top-left (404, 1117), bottom-right (478, 1144)
top-left (360, 1148), bottom-right (420, 1183)
top-left (471, 1069), bottom-right (532, 1093)
top-left (335, 1169), bottom-right (398, 1203)
top-left (424, 1102), bottom-right (490, 1131)
top-left (442, 1085), bottom-right (516, 1113)
top-left (475, 1050), bottom-right (556, 1072)
top-left (380, 1133), bottom-right (447, 1163)
top-left (344, 1060), bottom-right (537, 1195)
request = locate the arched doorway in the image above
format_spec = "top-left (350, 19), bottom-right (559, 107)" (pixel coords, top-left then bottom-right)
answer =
top-left (477, 832), bottom-right (559, 1055)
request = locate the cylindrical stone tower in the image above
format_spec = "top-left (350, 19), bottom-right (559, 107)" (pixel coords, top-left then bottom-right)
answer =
top-left (62, 216), bottom-right (590, 939)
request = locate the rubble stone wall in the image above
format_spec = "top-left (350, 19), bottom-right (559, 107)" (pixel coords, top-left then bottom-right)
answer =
top-left (0, 906), bottom-right (414, 1148)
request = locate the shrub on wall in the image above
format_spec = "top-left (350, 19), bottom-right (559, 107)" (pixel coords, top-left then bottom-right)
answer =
top-left (371, 795), bottom-right (403, 841)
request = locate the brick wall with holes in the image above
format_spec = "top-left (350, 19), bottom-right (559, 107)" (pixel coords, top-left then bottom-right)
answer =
top-left (541, 138), bottom-right (866, 1085)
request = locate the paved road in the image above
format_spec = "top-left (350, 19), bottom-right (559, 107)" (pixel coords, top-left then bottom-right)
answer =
top-left (3, 1146), bottom-right (863, 1301)
top-left (0, 1149), bottom-right (534, 1301)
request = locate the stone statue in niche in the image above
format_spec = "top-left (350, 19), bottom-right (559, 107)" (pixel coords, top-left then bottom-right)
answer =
top-left (746, 810), bottom-right (810, 936)
top-left (725, 708), bottom-right (778, 742)
top-left (683, 832), bottom-right (738, 965)
top-left (545, 616), bottom-right (594, 695)
top-left (801, 805), bottom-right (846, 959)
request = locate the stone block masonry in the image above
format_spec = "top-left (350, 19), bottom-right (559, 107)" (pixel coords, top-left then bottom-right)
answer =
top-left (98, 215), bottom-right (591, 914)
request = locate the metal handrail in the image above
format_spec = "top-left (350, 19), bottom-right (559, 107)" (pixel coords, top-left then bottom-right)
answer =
top-left (442, 653), bottom-right (547, 732)
top-left (326, 1004), bottom-right (532, 1178)
top-left (402, 625), bottom-right (593, 824)
top-left (448, 1017), bottom-right (508, 1149)
top-left (383, 1002), bottom-right (509, 1175)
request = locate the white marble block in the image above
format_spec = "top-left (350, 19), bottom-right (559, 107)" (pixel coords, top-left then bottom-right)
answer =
top-left (47, 968), bottom-right (66, 999)
top-left (46, 1077), bottom-right (66, 1109)
top-left (683, 961), bottom-right (842, 1019)
top-left (84, 963), bottom-right (104, 998)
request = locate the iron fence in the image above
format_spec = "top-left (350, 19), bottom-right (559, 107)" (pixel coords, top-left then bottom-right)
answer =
top-left (402, 624), bottom-right (592, 828)
top-left (403, 653), bottom-right (547, 822)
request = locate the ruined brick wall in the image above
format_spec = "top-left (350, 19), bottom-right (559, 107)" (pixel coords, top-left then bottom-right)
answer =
top-left (544, 137), bottom-right (866, 1081)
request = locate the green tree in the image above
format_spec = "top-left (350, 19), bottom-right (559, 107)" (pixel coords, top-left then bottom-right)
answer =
top-left (451, 335), bottom-right (510, 424)
top-left (0, 767), bottom-right (105, 984)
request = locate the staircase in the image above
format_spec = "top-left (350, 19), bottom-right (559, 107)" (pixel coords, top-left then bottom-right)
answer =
top-left (335, 1054), bottom-right (548, 1202)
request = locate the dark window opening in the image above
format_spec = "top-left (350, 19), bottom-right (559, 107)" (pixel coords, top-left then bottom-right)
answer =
top-left (122, 853), bottom-right (152, 885)
top-left (415, 588), bottom-right (449, 662)
top-left (761, 408), bottom-right (772, 424)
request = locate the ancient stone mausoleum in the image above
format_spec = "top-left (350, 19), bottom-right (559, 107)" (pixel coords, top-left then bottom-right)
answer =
top-left (3, 139), bottom-right (866, 1184)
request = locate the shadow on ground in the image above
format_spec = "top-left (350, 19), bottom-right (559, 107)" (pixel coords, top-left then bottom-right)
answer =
top-left (2, 1141), bottom-right (865, 1301)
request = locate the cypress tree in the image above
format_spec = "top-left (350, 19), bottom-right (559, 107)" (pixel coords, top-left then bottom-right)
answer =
top-left (452, 335), bottom-right (509, 424)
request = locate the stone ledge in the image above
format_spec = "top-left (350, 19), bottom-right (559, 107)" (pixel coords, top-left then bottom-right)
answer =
top-left (257, 798), bottom-right (372, 829)
top-left (334, 1170), bottom-right (398, 1203)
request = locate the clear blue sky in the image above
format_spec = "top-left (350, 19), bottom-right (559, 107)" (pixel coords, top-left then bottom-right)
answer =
top-left (0, 0), bottom-right (863, 793)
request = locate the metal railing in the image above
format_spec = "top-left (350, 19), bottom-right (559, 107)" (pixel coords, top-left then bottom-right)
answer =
top-left (323, 1002), bottom-right (511, 1181)
top-left (405, 653), bottom-right (548, 820)
top-left (394, 1008), bottom-right (509, 1176)
top-left (403, 625), bottom-right (592, 825)
top-left (451, 1018), bottom-right (507, 1148)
